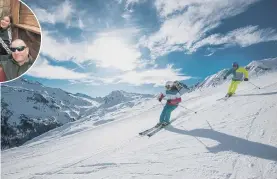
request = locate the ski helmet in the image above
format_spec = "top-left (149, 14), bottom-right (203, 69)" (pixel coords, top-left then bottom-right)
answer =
top-left (165, 81), bottom-right (174, 90)
top-left (232, 62), bottom-right (239, 68)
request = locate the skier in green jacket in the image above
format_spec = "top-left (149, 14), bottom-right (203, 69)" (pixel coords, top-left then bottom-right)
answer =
top-left (223, 62), bottom-right (249, 97)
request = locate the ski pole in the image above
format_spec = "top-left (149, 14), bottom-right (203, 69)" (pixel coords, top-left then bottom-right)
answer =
top-left (205, 120), bottom-right (213, 130)
top-left (160, 100), bottom-right (197, 114)
top-left (175, 86), bottom-right (197, 114)
top-left (178, 104), bottom-right (197, 114)
top-left (193, 136), bottom-right (208, 148)
top-left (248, 81), bottom-right (261, 89)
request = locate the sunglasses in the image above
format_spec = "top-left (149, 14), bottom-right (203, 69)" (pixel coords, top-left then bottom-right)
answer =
top-left (10, 46), bottom-right (26, 52)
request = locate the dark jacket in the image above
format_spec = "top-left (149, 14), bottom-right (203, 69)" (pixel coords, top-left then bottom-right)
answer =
top-left (0, 54), bottom-right (33, 81)
top-left (0, 27), bottom-right (12, 55)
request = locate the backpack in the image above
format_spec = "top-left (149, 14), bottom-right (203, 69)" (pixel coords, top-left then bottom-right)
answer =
top-left (173, 81), bottom-right (188, 91)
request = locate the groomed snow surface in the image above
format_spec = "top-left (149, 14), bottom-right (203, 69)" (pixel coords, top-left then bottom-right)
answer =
top-left (2, 72), bottom-right (277, 179)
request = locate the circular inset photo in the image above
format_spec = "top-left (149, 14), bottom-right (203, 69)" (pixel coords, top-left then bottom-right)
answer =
top-left (0, 0), bottom-right (41, 83)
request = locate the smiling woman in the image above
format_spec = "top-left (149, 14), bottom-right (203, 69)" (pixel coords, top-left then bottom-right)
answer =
top-left (0, 15), bottom-right (12, 55)
top-left (0, 0), bottom-right (41, 83)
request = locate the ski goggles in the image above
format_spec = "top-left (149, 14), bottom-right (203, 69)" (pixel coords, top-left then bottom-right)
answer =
top-left (165, 85), bottom-right (171, 90)
top-left (10, 46), bottom-right (26, 52)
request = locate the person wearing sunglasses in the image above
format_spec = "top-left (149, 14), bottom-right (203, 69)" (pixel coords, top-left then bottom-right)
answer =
top-left (223, 62), bottom-right (249, 97)
top-left (0, 39), bottom-right (33, 81)
top-left (157, 81), bottom-right (182, 126)
top-left (0, 15), bottom-right (13, 55)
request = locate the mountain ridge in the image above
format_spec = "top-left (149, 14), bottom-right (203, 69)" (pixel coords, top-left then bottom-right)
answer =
top-left (1, 80), bottom-right (153, 149)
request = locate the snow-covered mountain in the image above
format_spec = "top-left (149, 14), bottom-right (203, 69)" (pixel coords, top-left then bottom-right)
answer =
top-left (1, 79), bottom-right (153, 149)
top-left (196, 57), bottom-right (277, 89)
top-left (197, 69), bottom-right (229, 88)
top-left (246, 57), bottom-right (277, 75)
top-left (101, 90), bottom-right (152, 107)
top-left (2, 68), bottom-right (277, 179)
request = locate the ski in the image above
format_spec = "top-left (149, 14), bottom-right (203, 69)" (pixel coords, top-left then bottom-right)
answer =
top-left (140, 111), bottom-right (184, 137)
top-left (217, 95), bottom-right (232, 101)
top-left (216, 97), bottom-right (228, 101)
top-left (147, 123), bottom-right (170, 137)
top-left (139, 124), bottom-right (162, 136)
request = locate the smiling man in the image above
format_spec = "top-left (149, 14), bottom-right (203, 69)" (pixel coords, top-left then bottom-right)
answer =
top-left (0, 39), bottom-right (34, 82)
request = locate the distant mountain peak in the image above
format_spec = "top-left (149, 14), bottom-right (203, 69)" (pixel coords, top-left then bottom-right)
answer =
top-left (107, 90), bottom-right (125, 97)
top-left (20, 78), bottom-right (42, 86)
top-left (74, 93), bottom-right (94, 100)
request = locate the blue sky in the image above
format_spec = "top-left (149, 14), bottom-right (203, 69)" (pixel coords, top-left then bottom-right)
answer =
top-left (22, 0), bottom-right (277, 97)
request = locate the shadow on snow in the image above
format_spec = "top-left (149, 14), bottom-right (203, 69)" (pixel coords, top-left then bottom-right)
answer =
top-left (235, 91), bottom-right (277, 97)
top-left (166, 126), bottom-right (277, 161)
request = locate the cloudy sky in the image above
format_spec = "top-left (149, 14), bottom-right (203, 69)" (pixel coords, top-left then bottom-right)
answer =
top-left (23, 0), bottom-right (277, 97)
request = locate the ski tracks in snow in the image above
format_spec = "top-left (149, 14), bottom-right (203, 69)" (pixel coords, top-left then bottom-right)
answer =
top-left (227, 84), bottom-right (277, 179)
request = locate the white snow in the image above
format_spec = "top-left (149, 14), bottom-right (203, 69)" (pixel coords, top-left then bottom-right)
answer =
top-left (2, 71), bottom-right (277, 179)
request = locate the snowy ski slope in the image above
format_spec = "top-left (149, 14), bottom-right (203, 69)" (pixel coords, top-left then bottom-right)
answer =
top-left (1, 72), bottom-right (277, 179)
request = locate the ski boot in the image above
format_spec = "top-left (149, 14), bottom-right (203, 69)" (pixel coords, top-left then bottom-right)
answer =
top-left (161, 121), bottom-right (170, 126)
top-left (225, 93), bottom-right (233, 97)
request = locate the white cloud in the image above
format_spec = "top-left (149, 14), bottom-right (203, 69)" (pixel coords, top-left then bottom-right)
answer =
top-left (97, 27), bottom-right (141, 42)
top-left (154, 0), bottom-right (199, 18)
top-left (32, 8), bottom-right (55, 24)
top-left (141, 0), bottom-right (262, 59)
top-left (114, 64), bottom-right (191, 86)
top-left (59, 64), bottom-right (191, 87)
top-left (154, 0), bottom-right (260, 19)
top-left (123, 0), bottom-right (147, 10)
top-left (40, 32), bottom-right (87, 63)
top-left (32, 0), bottom-right (85, 28)
top-left (27, 57), bottom-right (89, 80)
top-left (33, 0), bottom-right (73, 24)
top-left (204, 51), bottom-right (215, 57)
top-left (27, 57), bottom-right (115, 85)
top-left (41, 27), bottom-right (143, 71)
top-left (76, 17), bottom-right (85, 29)
top-left (86, 27), bottom-right (143, 71)
top-left (86, 36), bottom-right (141, 71)
top-left (190, 26), bottom-right (277, 52)
top-left (122, 12), bottom-right (132, 20)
